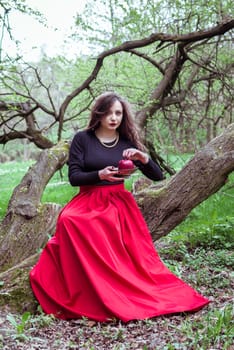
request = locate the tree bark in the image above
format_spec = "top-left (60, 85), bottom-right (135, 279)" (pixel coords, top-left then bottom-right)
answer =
top-left (0, 254), bottom-right (39, 313)
top-left (0, 141), bottom-right (69, 271)
top-left (0, 124), bottom-right (233, 312)
top-left (0, 101), bottom-right (54, 149)
top-left (135, 123), bottom-right (234, 240)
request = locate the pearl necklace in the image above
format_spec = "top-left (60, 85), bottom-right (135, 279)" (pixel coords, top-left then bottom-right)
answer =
top-left (97, 133), bottom-right (119, 148)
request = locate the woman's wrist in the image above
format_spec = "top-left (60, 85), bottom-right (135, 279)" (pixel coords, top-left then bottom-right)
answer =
top-left (140, 153), bottom-right (149, 164)
top-left (98, 170), bottom-right (104, 180)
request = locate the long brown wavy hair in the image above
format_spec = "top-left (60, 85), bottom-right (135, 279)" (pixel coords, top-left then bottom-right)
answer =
top-left (86, 92), bottom-right (145, 151)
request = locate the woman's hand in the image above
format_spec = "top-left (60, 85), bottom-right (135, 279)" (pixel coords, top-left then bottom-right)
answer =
top-left (98, 166), bottom-right (124, 181)
top-left (122, 148), bottom-right (149, 164)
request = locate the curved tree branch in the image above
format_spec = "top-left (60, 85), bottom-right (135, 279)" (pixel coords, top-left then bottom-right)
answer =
top-left (0, 101), bottom-right (54, 148)
top-left (57, 19), bottom-right (234, 139)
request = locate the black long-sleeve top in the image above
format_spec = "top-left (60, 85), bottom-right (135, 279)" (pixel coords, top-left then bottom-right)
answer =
top-left (68, 130), bottom-right (163, 186)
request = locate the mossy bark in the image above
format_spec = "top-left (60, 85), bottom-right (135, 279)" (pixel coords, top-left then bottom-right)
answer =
top-left (0, 254), bottom-right (39, 313)
top-left (0, 203), bottom-right (61, 272)
top-left (0, 141), bottom-right (69, 271)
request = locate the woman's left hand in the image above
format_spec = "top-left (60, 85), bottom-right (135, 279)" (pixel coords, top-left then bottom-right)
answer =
top-left (122, 148), bottom-right (149, 164)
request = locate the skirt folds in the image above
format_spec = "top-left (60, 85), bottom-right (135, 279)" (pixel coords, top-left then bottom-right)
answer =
top-left (30, 184), bottom-right (209, 322)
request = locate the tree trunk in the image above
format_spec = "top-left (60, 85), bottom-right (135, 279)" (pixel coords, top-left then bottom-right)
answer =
top-left (0, 124), bottom-right (233, 313)
top-left (0, 141), bottom-right (69, 272)
top-left (0, 254), bottom-right (39, 313)
top-left (135, 123), bottom-right (234, 240)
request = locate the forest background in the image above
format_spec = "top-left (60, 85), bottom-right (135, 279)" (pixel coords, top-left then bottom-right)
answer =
top-left (0, 0), bottom-right (233, 349)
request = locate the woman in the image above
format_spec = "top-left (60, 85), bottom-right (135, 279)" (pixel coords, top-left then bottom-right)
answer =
top-left (30, 92), bottom-right (209, 322)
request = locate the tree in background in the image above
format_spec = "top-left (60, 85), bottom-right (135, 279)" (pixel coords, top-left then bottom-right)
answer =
top-left (73, 0), bottom-right (234, 151)
top-left (0, 0), bottom-right (233, 156)
top-left (0, 0), bottom-right (233, 312)
top-left (0, 0), bottom-right (45, 62)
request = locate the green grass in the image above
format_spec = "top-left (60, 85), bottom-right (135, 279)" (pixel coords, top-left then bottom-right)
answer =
top-left (168, 172), bottom-right (234, 250)
top-left (0, 161), bottom-right (33, 219)
top-left (165, 153), bottom-right (194, 172)
top-left (41, 166), bottom-right (78, 205)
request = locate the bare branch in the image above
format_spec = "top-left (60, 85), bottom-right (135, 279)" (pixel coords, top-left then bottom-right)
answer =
top-left (127, 49), bottom-right (165, 75)
top-left (0, 101), bottom-right (54, 148)
top-left (57, 19), bottom-right (234, 138)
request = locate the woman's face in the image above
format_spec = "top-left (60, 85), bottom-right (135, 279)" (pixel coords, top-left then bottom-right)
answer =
top-left (99, 100), bottom-right (123, 132)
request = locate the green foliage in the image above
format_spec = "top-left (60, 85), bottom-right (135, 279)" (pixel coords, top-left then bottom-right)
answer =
top-left (1, 0), bottom-right (233, 153)
top-left (6, 308), bottom-right (55, 343)
top-left (0, 0), bottom-right (45, 19)
top-left (71, 0), bottom-right (234, 155)
top-left (160, 241), bottom-right (233, 272)
top-left (73, 0), bottom-right (234, 51)
top-left (155, 238), bottom-right (233, 349)
top-left (167, 217), bottom-right (234, 252)
top-left (4, 303), bottom-right (234, 348)
top-left (6, 311), bottom-right (31, 341)
top-left (163, 305), bottom-right (234, 350)
top-left (185, 218), bottom-right (234, 250)
top-left (166, 172), bottom-right (234, 250)
top-left (165, 0), bottom-right (233, 31)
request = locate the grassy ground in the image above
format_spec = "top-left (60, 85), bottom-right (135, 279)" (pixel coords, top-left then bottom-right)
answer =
top-left (0, 159), bottom-right (233, 349)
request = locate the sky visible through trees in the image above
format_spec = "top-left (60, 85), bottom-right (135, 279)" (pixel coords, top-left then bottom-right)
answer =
top-left (3, 0), bottom-right (87, 60)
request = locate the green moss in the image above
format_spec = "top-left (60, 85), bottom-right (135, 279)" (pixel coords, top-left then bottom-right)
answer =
top-left (48, 141), bottom-right (70, 158)
top-left (19, 186), bottom-right (29, 193)
top-left (0, 268), bottom-right (38, 313)
top-left (147, 187), bottom-right (167, 197)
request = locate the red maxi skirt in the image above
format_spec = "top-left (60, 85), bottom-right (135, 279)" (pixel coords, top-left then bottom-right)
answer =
top-left (30, 184), bottom-right (209, 322)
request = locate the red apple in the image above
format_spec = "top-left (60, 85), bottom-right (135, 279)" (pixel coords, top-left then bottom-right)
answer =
top-left (118, 159), bottom-right (134, 170)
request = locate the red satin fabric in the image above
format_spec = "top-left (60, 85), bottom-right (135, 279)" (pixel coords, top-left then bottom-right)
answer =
top-left (30, 184), bottom-right (209, 322)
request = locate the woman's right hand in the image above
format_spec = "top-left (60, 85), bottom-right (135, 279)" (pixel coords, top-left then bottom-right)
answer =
top-left (98, 166), bottom-right (124, 182)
